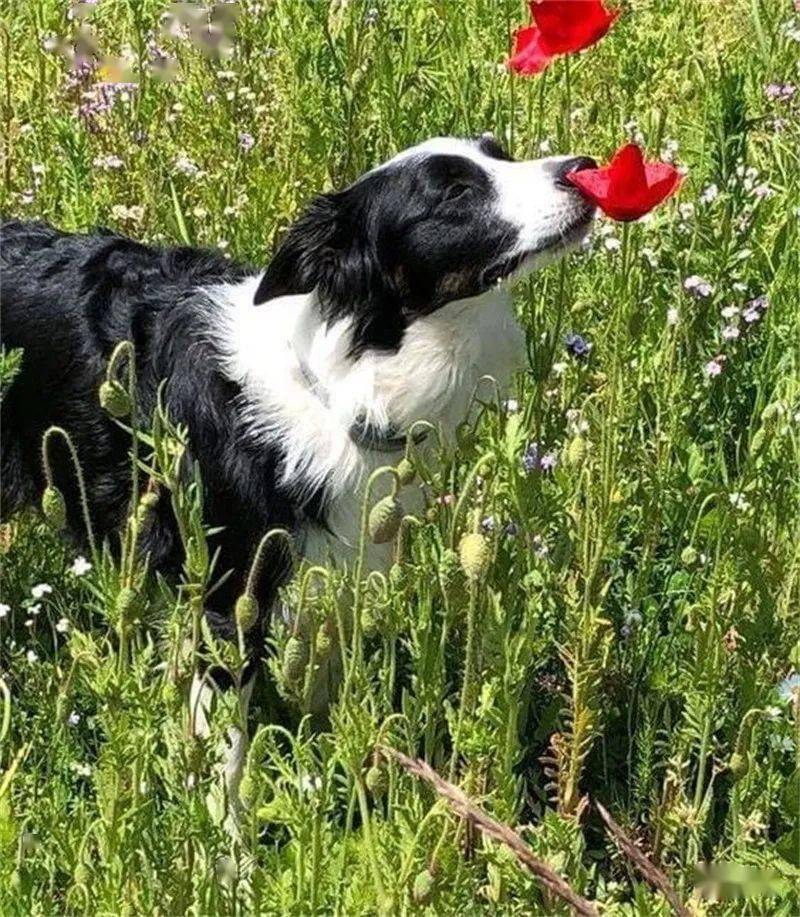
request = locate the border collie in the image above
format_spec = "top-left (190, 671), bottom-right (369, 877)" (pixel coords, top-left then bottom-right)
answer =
top-left (1, 134), bottom-right (595, 807)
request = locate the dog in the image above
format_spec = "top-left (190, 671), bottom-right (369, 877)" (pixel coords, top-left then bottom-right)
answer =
top-left (1, 134), bottom-right (595, 813)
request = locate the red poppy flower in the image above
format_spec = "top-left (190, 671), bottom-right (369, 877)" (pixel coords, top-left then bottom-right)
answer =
top-left (565, 143), bottom-right (683, 222)
top-left (508, 0), bottom-right (619, 75)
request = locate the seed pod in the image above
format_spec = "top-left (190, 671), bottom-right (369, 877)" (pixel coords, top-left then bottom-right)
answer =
top-left (235, 593), bottom-right (258, 634)
top-left (459, 532), bottom-right (490, 581)
top-left (239, 773), bottom-right (257, 808)
top-left (115, 586), bottom-right (138, 623)
top-left (365, 762), bottom-right (389, 798)
top-left (99, 380), bottom-right (131, 418)
top-left (388, 562), bottom-right (404, 592)
top-left (728, 752), bottom-right (749, 781)
top-left (282, 636), bottom-right (308, 686)
top-left (368, 496), bottom-right (403, 544)
top-left (565, 435), bottom-right (587, 467)
top-left (412, 868), bottom-right (436, 906)
top-left (42, 485), bottom-right (67, 529)
top-left (396, 457), bottom-right (416, 486)
top-left (680, 546), bottom-right (698, 567)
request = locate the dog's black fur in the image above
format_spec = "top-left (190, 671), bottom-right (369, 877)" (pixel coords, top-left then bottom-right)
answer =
top-left (1, 219), bottom-right (317, 641)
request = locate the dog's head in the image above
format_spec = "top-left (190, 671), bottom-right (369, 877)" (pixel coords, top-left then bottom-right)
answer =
top-left (254, 135), bottom-right (596, 351)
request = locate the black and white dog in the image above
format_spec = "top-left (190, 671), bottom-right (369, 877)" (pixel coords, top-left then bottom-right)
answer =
top-left (2, 134), bottom-right (594, 800)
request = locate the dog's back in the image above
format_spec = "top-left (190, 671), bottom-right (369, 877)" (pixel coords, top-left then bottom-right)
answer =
top-left (0, 220), bottom-right (247, 532)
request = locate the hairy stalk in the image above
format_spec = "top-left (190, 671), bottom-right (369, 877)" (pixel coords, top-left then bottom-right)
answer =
top-left (41, 425), bottom-right (97, 558)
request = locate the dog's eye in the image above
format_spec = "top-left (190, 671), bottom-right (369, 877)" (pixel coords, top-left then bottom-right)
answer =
top-left (442, 183), bottom-right (471, 203)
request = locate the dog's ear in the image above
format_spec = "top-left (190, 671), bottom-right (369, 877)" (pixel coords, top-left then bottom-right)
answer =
top-left (253, 194), bottom-right (340, 305)
top-left (254, 183), bottom-right (406, 351)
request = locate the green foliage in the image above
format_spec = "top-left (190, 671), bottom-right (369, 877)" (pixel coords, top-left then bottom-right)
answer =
top-left (2, 0), bottom-right (800, 913)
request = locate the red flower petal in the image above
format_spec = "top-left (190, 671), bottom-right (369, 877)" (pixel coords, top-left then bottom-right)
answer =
top-left (508, 25), bottom-right (555, 74)
top-left (566, 142), bottom-right (683, 222)
top-left (530, 0), bottom-right (619, 55)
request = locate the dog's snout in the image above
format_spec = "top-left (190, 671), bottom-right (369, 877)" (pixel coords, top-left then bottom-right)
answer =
top-left (553, 156), bottom-right (598, 188)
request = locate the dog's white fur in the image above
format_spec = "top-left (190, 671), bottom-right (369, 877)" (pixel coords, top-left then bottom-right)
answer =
top-left (211, 138), bottom-right (589, 567)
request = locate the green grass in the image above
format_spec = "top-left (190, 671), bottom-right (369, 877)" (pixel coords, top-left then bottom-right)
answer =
top-left (2, 0), bottom-right (800, 913)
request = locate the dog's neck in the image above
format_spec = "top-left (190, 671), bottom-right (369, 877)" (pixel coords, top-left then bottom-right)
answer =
top-left (209, 273), bottom-right (525, 502)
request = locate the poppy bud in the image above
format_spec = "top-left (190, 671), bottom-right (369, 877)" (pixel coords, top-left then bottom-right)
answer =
top-left (365, 762), bottom-right (388, 798)
top-left (99, 380), bottom-right (131, 418)
top-left (368, 496), bottom-right (403, 544)
top-left (239, 773), bottom-right (257, 807)
top-left (235, 593), bottom-right (258, 633)
top-left (396, 457), bottom-right (416, 486)
top-left (135, 491), bottom-right (159, 528)
top-left (565, 435), bottom-right (587, 467)
top-left (412, 868), bottom-right (437, 906)
top-left (728, 752), bottom-right (749, 781)
top-left (315, 626), bottom-right (333, 659)
top-left (361, 605), bottom-right (378, 638)
top-left (459, 532), bottom-right (490, 581)
top-left (42, 485), bottom-right (67, 529)
top-left (680, 546), bottom-right (698, 567)
top-left (115, 586), bottom-right (138, 622)
top-left (282, 636), bottom-right (308, 686)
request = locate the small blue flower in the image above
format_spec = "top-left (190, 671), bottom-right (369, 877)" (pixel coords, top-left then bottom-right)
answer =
top-left (522, 441), bottom-right (540, 473)
top-left (481, 515), bottom-right (496, 533)
top-left (503, 521), bottom-right (519, 537)
top-left (539, 451), bottom-right (558, 473)
top-left (565, 333), bottom-right (592, 360)
top-left (778, 673), bottom-right (800, 704)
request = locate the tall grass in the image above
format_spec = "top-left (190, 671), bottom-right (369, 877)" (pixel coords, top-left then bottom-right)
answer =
top-left (2, 0), bottom-right (799, 913)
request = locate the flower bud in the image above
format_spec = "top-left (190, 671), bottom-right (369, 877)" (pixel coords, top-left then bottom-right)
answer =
top-left (99, 380), bottom-right (131, 418)
top-left (412, 868), bottom-right (436, 906)
top-left (282, 636), bottom-right (308, 686)
top-left (396, 457), bottom-right (416, 486)
top-left (565, 435), bottom-right (587, 467)
top-left (459, 532), bottom-right (490, 581)
top-left (368, 496), bottom-right (403, 544)
top-left (680, 545), bottom-right (698, 567)
top-left (315, 626), bottom-right (333, 659)
top-left (135, 491), bottom-right (159, 528)
top-left (42, 485), bottom-right (67, 529)
top-left (235, 593), bottom-right (258, 633)
top-left (365, 762), bottom-right (389, 798)
top-left (728, 751), bottom-right (749, 781)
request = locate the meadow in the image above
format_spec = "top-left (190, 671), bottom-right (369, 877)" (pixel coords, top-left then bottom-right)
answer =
top-left (1, 0), bottom-right (800, 913)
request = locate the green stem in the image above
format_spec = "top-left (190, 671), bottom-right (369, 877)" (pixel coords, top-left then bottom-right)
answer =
top-left (41, 426), bottom-right (97, 559)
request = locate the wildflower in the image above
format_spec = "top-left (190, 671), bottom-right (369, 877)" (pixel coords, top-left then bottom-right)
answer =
top-left (749, 294), bottom-right (769, 311)
top-left (531, 534), bottom-right (549, 558)
top-left (742, 307), bottom-right (761, 323)
top-left (684, 275), bottom-right (714, 298)
top-left (481, 515), bottom-right (496, 533)
top-left (68, 710), bottom-right (81, 726)
top-left (174, 155), bottom-right (200, 176)
top-left (678, 202), bottom-right (694, 220)
top-left (765, 82), bottom-right (783, 99)
top-left (364, 7), bottom-right (379, 26)
top-left (552, 361), bottom-right (567, 375)
top-left (92, 153), bottom-right (124, 170)
top-left (661, 139), bottom-right (680, 163)
top-left (238, 131), bottom-right (255, 153)
top-left (699, 183), bottom-right (719, 204)
top-left (566, 144), bottom-right (682, 222)
top-left (565, 408), bottom-right (589, 435)
top-left (522, 441), bottom-right (540, 473)
top-left (753, 183), bottom-right (775, 200)
top-left (666, 307), bottom-right (680, 326)
top-left (539, 137), bottom-right (552, 154)
top-left (721, 325), bottom-right (740, 340)
top-left (720, 305), bottom-right (739, 319)
top-left (56, 617), bottom-right (70, 633)
top-left (436, 493), bottom-right (456, 506)
top-left (31, 583), bottom-right (52, 599)
top-left (25, 618), bottom-right (34, 628)
top-left (71, 762), bottom-right (92, 777)
top-left (565, 332), bottom-right (592, 360)
top-left (604, 236), bottom-right (621, 251)
top-left (503, 521), bottom-right (519, 537)
top-left (110, 204), bottom-right (145, 225)
top-left (503, 398), bottom-right (519, 413)
top-left (20, 189), bottom-right (35, 206)
top-left (26, 650), bottom-right (38, 664)
top-left (29, 604), bottom-right (41, 616)
top-left (641, 247), bottom-right (658, 267)
top-left (778, 673), bottom-right (800, 704)
top-left (539, 451), bottom-right (558, 472)
top-left (0, 603), bottom-right (9, 619)
top-left (508, 0), bottom-right (619, 75)
top-left (70, 555), bottom-right (92, 576)
top-left (729, 492), bottom-right (751, 511)
top-left (704, 357), bottom-right (725, 378)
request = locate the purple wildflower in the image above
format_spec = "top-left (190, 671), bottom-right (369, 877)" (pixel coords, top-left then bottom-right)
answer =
top-left (522, 441), bottom-right (540, 473)
top-left (503, 521), bottom-right (519, 537)
top-left (683, 275), bottom-right (714, 298)
top-left (238, 131), bottom-right (255, 153)
top-left (721, 325), bottom-right (740, 341)
top-left (565, 332), bottom-right (592, 360)
top-left (539, 451), bottom-right (558, 473)
top-left (481, 515), bottom-right (496, 533)
top-left (705, 356), bottom-right (725, 378)
top-left (765, 83), bottom-right (783, 100)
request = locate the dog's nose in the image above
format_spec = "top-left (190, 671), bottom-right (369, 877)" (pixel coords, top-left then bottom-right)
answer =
top-left (553, 156), bottom-right (598, 187)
